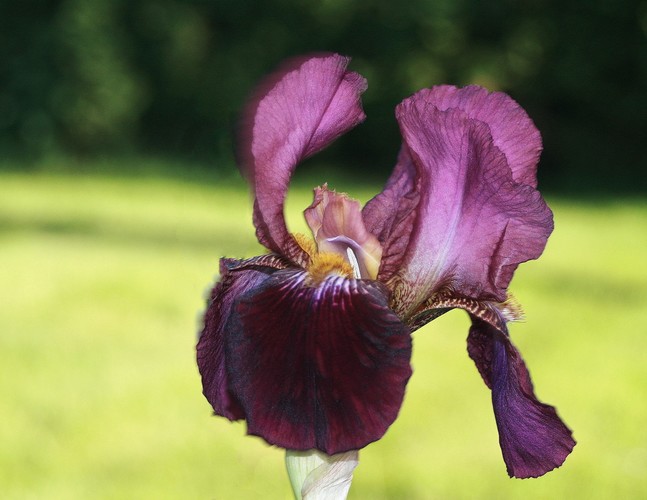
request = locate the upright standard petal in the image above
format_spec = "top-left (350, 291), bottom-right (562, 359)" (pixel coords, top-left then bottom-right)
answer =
top-left (362, 146), bottom-right (420, 282)
top-left (421, 85), bottom-right (542, 187)
top-left (197, 256), bottom-right (289, 420)
top-left (467, 317), bottom-right (575, 478)
top-left (224, 269), bottom-right (412, 455)
top-left (238, 53), bottom-right (367, 263)
top-left (391, 94), bottom-right (553, 318)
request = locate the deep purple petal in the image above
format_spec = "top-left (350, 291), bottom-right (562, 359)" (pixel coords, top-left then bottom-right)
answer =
top-left (362, 145), bottom-right (420, 282)
top-left (422, 85), bottom-right (542, 187)
top-left (196, 256), bottom-right (288, 420)
top-left (467, 317), bottom-right (575, 478)
top-left (391, 94), bottom-right (553, 317)
top-left (239, 53), bottom-right (367, 263)
top-left (225, 269), bottom-right (412, 454)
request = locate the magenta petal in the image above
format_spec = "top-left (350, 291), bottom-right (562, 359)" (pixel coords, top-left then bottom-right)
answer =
top-left (421, 85), bottom-right (542, 187)
top-left (226, 269), bottom-right (412, 454)
top-left (197, 257), bottom-right (285, 420)
top-left (362, 145), bottom-right (420, 282)
top-left (468, 318), bottom-right (575, 478)
top-left (239, 53), bottom-right (367, 262)
top-left (392, 94), bottom-right (553, 317)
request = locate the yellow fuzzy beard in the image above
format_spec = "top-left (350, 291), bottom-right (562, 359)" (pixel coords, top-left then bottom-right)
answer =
top-left (498, 293), bottom-right (525, 322)
top-left (293, 232), bottom-right (317, 257)
top-left (293, 233), bottom-right (354, 285)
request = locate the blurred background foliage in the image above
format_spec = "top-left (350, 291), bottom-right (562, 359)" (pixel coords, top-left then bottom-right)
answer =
top-left (1, 0), bottom-right (646, 193)
top-left (3, 2), bottom-right (647, 498)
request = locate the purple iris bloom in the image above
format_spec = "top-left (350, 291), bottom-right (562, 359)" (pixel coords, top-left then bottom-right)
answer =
top-left (197, 53), bottom-right (575, 478)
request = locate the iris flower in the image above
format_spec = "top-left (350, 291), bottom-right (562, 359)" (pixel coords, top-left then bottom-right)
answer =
top-left (197, 53), bottom-right (575, 479)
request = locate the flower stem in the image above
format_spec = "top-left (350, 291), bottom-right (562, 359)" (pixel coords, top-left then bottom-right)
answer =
top-left (285, 449), bottom-right (359, 499)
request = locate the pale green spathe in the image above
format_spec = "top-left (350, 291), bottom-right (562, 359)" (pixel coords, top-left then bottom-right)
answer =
top-left (285, 449), bottom-right (359, 499)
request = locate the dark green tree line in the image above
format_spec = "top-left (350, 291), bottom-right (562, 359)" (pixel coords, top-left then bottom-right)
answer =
top-left (1, 0), bottom-right (645, 192)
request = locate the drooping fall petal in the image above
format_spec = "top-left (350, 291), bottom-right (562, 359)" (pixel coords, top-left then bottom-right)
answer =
top-left (238, 53), bottom-right (367, 263)
top-left (421, 85), bottom-right (542, 187)
top-left (391, 94), bottom-right (553, 318)
top-left (467, 317), bottom-right (575, 478)
top-left (224, 269), bottom-right (412, 455)
top-left (197, 256), bottom-right (289, 420)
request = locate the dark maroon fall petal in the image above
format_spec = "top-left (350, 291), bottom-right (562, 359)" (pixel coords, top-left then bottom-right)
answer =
top-left (225, 269), bottom-right (412, 454)
top-left (391, 97), bottom-right (553, 318)
top-left (238, 53), bottom-right (367, 264)
top-left (467, 317), bottom-right (575, 478)
top-left (421, 85), bottom-right (542, 187)
top-left (197, 257), bottom-right (287, 421)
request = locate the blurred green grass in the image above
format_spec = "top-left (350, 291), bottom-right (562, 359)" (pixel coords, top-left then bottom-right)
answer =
top-left (1, 170), bottom-right (646, 499)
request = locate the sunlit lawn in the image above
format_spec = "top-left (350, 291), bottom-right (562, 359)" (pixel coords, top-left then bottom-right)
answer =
top-left (1, 168), bottom-right (646, 499)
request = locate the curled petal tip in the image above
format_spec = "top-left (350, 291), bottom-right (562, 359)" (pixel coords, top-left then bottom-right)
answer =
top-left (238, 53), bottom-right (367, 262)
top-left (420, 85), bottom-right (543, 187)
